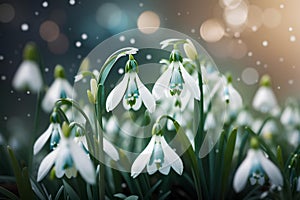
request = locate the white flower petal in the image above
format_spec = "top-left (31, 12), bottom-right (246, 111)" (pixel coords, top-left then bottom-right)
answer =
top-left (55, 147), bottom-right (68, 178)
top-left (33, 124), bottom-right (53, 155)
top-left (159, 165), bottom-right (171, 175)
top-left (106, 73), bottom-right (129, 112)
top-left (103, 138), bottom-right (119, 161)
top-left (131, 136), bottom-right (156, 178)
top-left (233, 149), bottom-right (254, 192)
top-left (135, 74), bottom-right (156, 112)
top-left (70, 140), bottom-right (96, 185)
top-left (160, 136), bottom-right (183, 175)
top-left (37, 150), bottom-right (58, 182)
top-left (12, 61), bottom-right (43, 93)
top-left (180, 86), bottom-right (192, 111)
top-left (152, 66), bottom-right (173, 100)
top-left (252, 87), bottom-right (278, 113)
top-left (62, 79), bottom-right (76, 98)
top-left (179, 62), bottom-right (200, 100)
top-left (147, 162), bottom-right (157, 175)
top-left (259, 150), bottom-right (283, 186)
top-left (42, 79), bottom-right (62, 112)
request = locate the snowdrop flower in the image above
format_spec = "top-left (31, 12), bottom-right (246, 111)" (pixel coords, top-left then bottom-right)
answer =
top-left (252, 75), bottom-right (278, 113)
top-left (37, 123), bottom-right (96, 184)
top-left (106, 54), bottom-right (155, 113)
top-left (33, 112), bottom-right (62, 155)
top-left (131, 123), bottom-right (183, 178)
top-left (224, 75), bottom-right (243, 119)
top-left (42, 65), bottom-right (75, 112)
top-left (260, 120), bottom-right (278, 140)
top-left (75, 135), bottom-right (119, 161)
top-left (233, 138), bottom-right (283, 193)
top-left (152, 49), bottom-right (200, 108)
top-left (280, 99), bottom-right (300, 128)
top-left (183, 39), bottom-right (198, 60)
top-left (12, 43), bottom-right (43, 93)
top-left (236, 108), bottom-right (253, 127)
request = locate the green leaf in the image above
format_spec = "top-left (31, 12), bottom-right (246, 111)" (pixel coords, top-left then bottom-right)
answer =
top-left (7, 146), bottom-right (34, 200)
top-left (159, 191), bottom-right (171, 200)
top-left (54, 186), bottom-right (64, 200)
top-left (63, 180), bottom-right (80, 200)
top-left (124, 195), bottom-right (138, 200)
top-left (114, 193), bottom-right (127, 199)
top-left (0, 185), bottom-right (19, 200)
top-left (221, 128), bottom-right (237, 198)
top-left (276, 146), bottom-right (284, 170)
top-left (144, 180), bottom-right (162, 199)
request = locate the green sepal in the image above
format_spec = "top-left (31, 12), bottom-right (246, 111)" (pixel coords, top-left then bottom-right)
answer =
top-left (23, 42), bottom-right (39, 62)
top-left (54, 64), bottom-right (65, 79)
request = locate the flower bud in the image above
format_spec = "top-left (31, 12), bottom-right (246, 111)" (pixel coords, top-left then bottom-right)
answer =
top-left (23, 42), bottom-right (39, 62)
top-left (183, 39), bottom-right (198, 60)
top-left (54, 65), bottom-right (65, 79)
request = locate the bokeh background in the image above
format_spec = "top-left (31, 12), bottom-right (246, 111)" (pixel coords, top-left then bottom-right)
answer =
top-left (0, 0), bottom-right (300, 151)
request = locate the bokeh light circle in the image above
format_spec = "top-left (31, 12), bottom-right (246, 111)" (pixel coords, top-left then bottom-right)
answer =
top-left (242, 67), bottom-right (259, 85)
top-left (48, 33), bottom-right (69, 54)
top-left (73, 28), bottom-right (226, 171)
top-left (223, 1), bottom-right (248, 26)
top-left (39, 20), bottom-right (60, 42)
top-left (263, 8), bottom-right (282, 28)
top-left (0, 3), bottom-right (15, 23)
top-left (200, 19), bottom-right (225, 42)
top-left (137, 11), bottom-right (160, 34)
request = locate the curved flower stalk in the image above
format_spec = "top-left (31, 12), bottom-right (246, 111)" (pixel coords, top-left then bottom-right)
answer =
top-left (106, 54), bottom-right (156, 113)
top-left (252, 75), bottom-right (278, 114)
top-left (42, 65), bottom-right (76, 112)
top-left (33, 111), bottom-right (62, 155)
top-left (152, 49), bottom-right (200, 108)
top-left (233, 138), bottom-right (283, 193)
top-left (131, 123), bottom-right (183, 178)
top-left (37, 123), bottom-right (96, 185)
top-left (12, 42), bottom-right (43, 93)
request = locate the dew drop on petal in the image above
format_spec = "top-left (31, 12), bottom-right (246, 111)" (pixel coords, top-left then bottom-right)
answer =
top-left (21, 23), bottom-right (29, 31)
top-left (146, 54), bottom-right (152, 60)
top-left (130, 38), bottom-right (135, 44)
top-left (119, 35), bottom-right (125, 42)
top-left (42, 1), bottom-right (48, 8)
top-left (118, 68), bottom-right (124, 74)
top-left (81, 33), bottom-right (88, 40)
top-left (75, 41), bottom-right (81, 47)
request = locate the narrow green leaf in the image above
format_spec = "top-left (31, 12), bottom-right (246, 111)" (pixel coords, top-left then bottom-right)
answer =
top-left (21, 167), bottom-right (34, 199)
top-left (277, 146), bottom-right (284, 170)
top-left (124, 195), bottom-right (138, 200)
top-left (144, 180), bottom-right (162, 199)
top-left (30, 179), bottom-right (46, 200)
top-left (7, 146), bottom-right (25, 199)
top-left (54, 186), bottom-right (64, 200)
top-left (0, 185), bottom-right (19, 200)
top-left (86, 184), bottom-right (93, 200)
top-left (221, 128), bottom-right (237, 199)
top-left (114, 193), bottom-right (127, 199)
top-left (63, 180), bottom-right (80, 200)
top-left (159, 191), bottom-right (171, 200)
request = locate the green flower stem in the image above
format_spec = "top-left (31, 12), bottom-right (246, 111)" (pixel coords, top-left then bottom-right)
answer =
top-left (257, 116), bottom-right (274, 136)
top-left (96, 84), bottom-right (105, 200)
top-left (28, 90), bottom-right (43, 172)
top-left (194, 59), bottom-right (204, 154)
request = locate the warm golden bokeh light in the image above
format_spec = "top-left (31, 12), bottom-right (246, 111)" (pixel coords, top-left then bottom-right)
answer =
top-left (137, 11), bottom-right (160, 34)
top-left (262, 8), bottom-right (282, 28)
top-left (223, 1), bottom-right (248, 26)
top-left (200, 19), bottom-right (225, 42)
